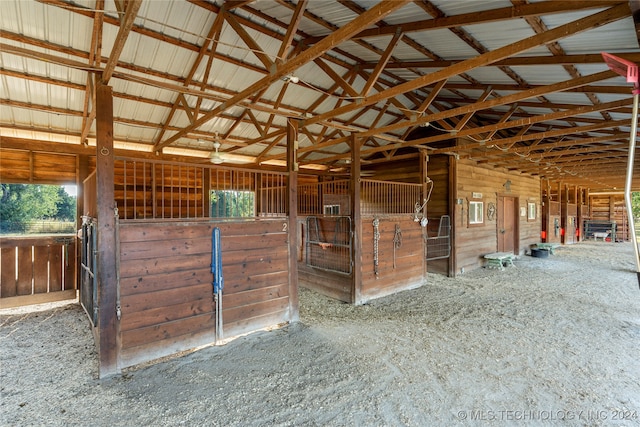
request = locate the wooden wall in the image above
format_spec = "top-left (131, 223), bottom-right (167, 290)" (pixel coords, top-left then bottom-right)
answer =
top-left (0, 148), bottom-right (78, 184)
top-left (117, 219), bottom-right (291, 369)
top-left (453, 159), bottom-right (541, 274)
top-left (588, 194), bottom-right (630, 241)
top-left (359, 215), bottom-right (425, 304)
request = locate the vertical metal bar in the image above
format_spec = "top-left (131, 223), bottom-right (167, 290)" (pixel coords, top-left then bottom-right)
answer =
top-left (625, 92), bottom-right (640, 286)
top-left (123, 160), bottom-right (128, 219)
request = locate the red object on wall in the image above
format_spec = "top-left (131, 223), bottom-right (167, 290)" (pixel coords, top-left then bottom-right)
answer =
top-left (561, 228), bottom-right (565, 237)
top-left (541, 231), bottom-right (547, 241)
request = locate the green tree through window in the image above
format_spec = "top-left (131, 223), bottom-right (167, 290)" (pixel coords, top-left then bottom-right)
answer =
top-left (211, 190), bottom-right (255, 218)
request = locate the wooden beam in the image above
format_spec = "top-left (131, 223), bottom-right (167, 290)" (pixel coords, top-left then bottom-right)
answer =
top-left (153, 10), bottom-right (226, 148)
top-left (286, 118), bottom-right (299, 322)
top-left (361, 29), bottom-right (403, 96)
top-left (305, 1), bottom-right (623, 42)
top-left (224, 11), bottom-right (274, 70)
top-left (80, 0), bottom-right (104, 145)
top-left (156, 0), bottom-right (410, 150)
top-left (350, 134), bottom-right (362, 304)
top-left (361, 70), bottom-right (621, 147)
top-left (361, 52), bottom-right (640, 69)
top-left (277, 0), bottom-right (307, 61)
top-left (101, 0), bottom-right (141, 83)
top-left (302, 4), bottom-right (630, 128)
top-left (455, 86), bottom-right (493, 131)
top-left (313, 58), bottom-right (360, 98)
top-left (95, 82), bottom-right (119, 377)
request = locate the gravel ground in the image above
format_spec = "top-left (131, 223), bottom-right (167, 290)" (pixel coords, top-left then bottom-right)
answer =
top-left (1, 241), bottom-right (639, 426)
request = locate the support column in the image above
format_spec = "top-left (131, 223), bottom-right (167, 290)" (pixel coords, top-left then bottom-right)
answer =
top-left (286, 119), bottom-right (299, 322)
top-left (96, 82), bottom-right (119, 377)
top-left (350, 134), bottom-right (362, 304)
top-left (420, 150), bottom-right (429, 277)
top-left (448, 155), bottom-right (457, 277)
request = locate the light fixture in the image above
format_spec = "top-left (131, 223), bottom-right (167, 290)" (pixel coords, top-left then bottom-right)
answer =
top-left (210, 141), bottom-right (223, 164)
top-left (282, 75), bottom-right (299, 84)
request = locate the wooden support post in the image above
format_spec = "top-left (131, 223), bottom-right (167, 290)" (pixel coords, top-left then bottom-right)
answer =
top-left (448, 155), bottom-right (458, 277)
top-left (420, 150), bottom-right (429, 277)
top-left (286, 119), bottom-right (299, 322)
top-left (350, 134), bottom-right (362, 304)
top-left (96, 82), bottom-right (119, 377)
top-left (203, 167), bottom-right (211, 218)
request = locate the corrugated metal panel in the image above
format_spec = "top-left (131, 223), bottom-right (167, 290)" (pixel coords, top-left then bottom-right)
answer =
top-left (407, 29), bottom-right (480, 60)
top-left (430, 0), bottom-right (513, 16)
top-left (507, 65), bottom-right (573, 86)
top-left (461, 20), bottom-right (537, 52)
top-left (557, 18), bottom-right (639, 54)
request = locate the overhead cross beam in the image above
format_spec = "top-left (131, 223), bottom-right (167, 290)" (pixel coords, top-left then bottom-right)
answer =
top-left (301, 4), bottom-right (630, 131)
top-left (154, 0), bottom-right (411, 152)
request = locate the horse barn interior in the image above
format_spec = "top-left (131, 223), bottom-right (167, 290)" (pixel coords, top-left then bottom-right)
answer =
top-left (1, 0), bottom-right (640, 377)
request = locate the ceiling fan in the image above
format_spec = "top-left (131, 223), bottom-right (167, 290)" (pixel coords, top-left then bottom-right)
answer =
top-left (209, 132), bottom-right (224, 164)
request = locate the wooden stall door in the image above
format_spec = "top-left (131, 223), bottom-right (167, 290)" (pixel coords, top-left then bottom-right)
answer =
top-left (497, 196), bottom-right (517, 253)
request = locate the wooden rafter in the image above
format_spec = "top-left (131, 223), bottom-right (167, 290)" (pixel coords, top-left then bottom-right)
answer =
top-left (277, 0), bottom-right (307, 62)
top-left (155, 0), bottom-right (411, 151)
top-left (154, 10), bottom-right (226, 147)
top-left (304, 0), bottom-right (623, 43)
top-left (303, 4), bottom-right (630, 131)
top-left (79, 0), bottom-right (104, 145)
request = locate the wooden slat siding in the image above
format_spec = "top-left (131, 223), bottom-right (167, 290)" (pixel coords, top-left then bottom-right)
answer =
top-left (1, 248), bottom-right (17, 297)
top-left (120, 268), bottom-right (212, 296)
top-left (17, 246), bottom-right (32, 296)
top-left (222, 283), bottom-right (288, 309)
top-left (425, 155), bottom-right (450, 217)
top-left (298, 264), bottom-right (352, 302)
top-left (33, 153), bottom-right (76, 183)
top-left (118, 327), bottom-right (217, 369)
top-left (222, 296), bottom-right (289, 327)
top-left (121, 312), bottom-right (215, 349)
top-left (49, 245), bottom-right (63, 292)
top-left (117, 219), bottom-right (291, 369)
top-left (0, 148), bottom-right (31, 182)
top-left (119, 253), bottom-right (211, 278)
top-left (33, 245), bottom-right (49, 294)
top-left (360, 215), bottom-right (425, 302)
top-left (454, 158), bottom-right (541, 273)
top-left (222, 310), bottom-right (290, 341)
top-left (0, 149), bottom-right (76, 184)
top-left (120, 299), bottom-right (213, 332)
top-left (64, 242), bottom-right (76, 290)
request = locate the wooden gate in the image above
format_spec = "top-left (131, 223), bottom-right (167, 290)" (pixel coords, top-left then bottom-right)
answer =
top-left (0, 235), bottom-right (76, 308)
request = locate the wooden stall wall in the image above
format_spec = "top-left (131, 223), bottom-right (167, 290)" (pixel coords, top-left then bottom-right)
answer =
top-left (454, 159), bottom-right (541, 274)
top-left (117, 219), bottom-right (291, 369)
top-left (359, 215), bottom-right (425, 304)
top-left (588, 194), bottom-right (629, 241)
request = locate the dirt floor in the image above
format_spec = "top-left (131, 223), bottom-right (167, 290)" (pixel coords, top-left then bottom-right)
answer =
top-left (1, 241), bottom-right (640, 426)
